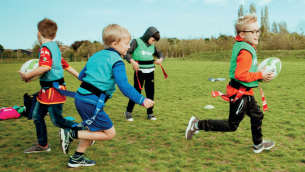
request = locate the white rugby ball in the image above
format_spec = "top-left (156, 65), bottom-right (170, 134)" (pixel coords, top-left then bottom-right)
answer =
top-left (20, 59), bottom-right (40, 81)
top-left (257, 57), bottom-right (282, 81)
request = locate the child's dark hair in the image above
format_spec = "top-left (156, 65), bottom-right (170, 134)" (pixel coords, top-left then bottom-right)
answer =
top-left (37, 18), bottom-right (58, 39)
top-left (152, 32), bottom-right (160, 41)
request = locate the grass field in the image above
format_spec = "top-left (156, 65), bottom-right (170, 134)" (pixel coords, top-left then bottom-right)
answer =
top-left (0, 54), bottom-right (305, 171)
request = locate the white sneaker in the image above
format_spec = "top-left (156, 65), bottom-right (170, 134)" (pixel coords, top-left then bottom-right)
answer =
top-left (253, 139), bottom-right (275, 153)
top-left (148, 114), bottom-right (157, 120)
top-left (125, 111), bottom-right (134, 121)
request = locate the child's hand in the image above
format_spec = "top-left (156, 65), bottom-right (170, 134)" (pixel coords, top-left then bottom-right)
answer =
top-left (18, 71), bottom-right (30, 82)
top-left (154, 59), bottom-right (163, 65)
top-left (131, 61), bottom-right (140, 71)
top-left (143, 98), bottom-right (154, 109)
top-left (261, 67), bottom-right (274, 82)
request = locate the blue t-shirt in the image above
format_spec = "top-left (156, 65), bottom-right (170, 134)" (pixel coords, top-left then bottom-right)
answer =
top-left (77, 48), bottom-right (145, 105)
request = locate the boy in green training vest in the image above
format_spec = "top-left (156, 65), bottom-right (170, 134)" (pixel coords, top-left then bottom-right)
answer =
top-left (124, 27), bottom-right (164, 121)
top-left (185, 13), bottom-right (275, 153)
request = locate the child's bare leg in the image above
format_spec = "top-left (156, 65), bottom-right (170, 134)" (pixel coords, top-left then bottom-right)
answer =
top-left (77, 126), bottom-right (116, 141)
top-left (75, 139), bottom-right (92, 153)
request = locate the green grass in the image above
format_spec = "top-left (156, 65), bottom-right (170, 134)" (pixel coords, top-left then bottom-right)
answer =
top-left (0, 53), bottom-right (305, 171)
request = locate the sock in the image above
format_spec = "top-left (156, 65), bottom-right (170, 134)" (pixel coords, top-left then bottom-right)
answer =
top-left (72, 151), bottom-right (84, 159)
top-left (70, 130), bottom-right (78, 139)
top-left (254, 143), bottom-right (261, 148)
top-left (195, 122), bottom-right (199, 130)
top-left (39, 144), bottom-right (47, 147)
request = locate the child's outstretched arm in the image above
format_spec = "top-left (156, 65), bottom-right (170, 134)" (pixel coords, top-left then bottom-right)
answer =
top-left (18, 66), bottom-right (49, 82)
top-left (113, 61), bottom-right (154, 108)
top-left (61, 57), bottom-right (79, 80)
top-left (65, 66), bottom-right (79, 79)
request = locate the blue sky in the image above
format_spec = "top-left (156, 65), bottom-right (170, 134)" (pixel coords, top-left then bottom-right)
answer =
top-left (0, 0), bottom-right (304, 49)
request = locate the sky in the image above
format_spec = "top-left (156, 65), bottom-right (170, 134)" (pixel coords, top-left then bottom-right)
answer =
top-left (0, 0), bottom-right (304, 50)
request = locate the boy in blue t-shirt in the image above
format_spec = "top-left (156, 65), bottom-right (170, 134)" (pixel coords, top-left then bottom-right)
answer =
top-left (59, 24), bottom-right (154, 168)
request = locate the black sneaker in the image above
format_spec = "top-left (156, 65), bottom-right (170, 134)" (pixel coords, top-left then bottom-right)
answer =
top-left (125, 111), bottom-right (134, 121)
top-left (148, 114), bottom-right (157, 120)
top-left (253, 139), bottom-right (275, 153)
top-left (68, 155), bottom-right (96, 168)
top-left (59, 128), bottom-right (74, 155)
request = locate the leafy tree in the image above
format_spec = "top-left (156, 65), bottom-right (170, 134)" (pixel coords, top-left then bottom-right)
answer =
top-left (93, 41), bottom-right (104, 52)
top-left (62, 48), bottom-right (75, 62)
top-left (249, 3), bottom-right (256, 14)
top-left (0, 44), bottom-right (4, 52)
top-left (2, 49), bottom-right (13, 59)
top-left (260, 5), bottom-right (270, 39)
top-left (278, 21), bottom-right (289, 34)
top-left (238, 4), bottom-right (246, 17)
top-left (271, 21), bottom-right (278, 33)
top-left (77, 41), bottom-right (96, 61)
top-left (71, 41), bottom-right (88, 51)
top-left (296, 19), bottom-right (305, 35)
top-left (167, 38), bottom-right (180, 45)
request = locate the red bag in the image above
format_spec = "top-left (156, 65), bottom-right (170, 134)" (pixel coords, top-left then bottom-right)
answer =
top-left (0, 107), bottom-right (20, 120)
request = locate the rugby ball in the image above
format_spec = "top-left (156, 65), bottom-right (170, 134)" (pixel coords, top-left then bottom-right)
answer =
top-left (257, 57), bottom-right (282, 81)
top-left (20, 59), bottom-right (40, 81)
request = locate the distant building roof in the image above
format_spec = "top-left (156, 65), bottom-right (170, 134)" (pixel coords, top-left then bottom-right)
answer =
top-left (13, 49), bottom-right (33, 56)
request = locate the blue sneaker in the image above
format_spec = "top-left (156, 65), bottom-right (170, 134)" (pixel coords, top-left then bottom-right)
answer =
top-left (59, 128), bottom-right (74, 155)
top-left (68, 155), bottom-right (96, 168)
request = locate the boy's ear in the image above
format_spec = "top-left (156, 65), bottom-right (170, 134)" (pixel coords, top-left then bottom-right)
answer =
top-left (238, 32), bottom-right (245, 39)
top-left (110, 41), bottom-right (116, 48)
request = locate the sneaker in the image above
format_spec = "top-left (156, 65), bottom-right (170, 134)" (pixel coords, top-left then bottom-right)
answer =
top-left (185, 116), bottom-right (199, 140)
top-left (59, 128), bottom-right (74, 155)
top-left (253, 139), bottom-right (275, 153)
top-left (148, 114), bottom-right (157, 120)
top-left (24, 145), bottom-right (51, 154)
top-left (68, 155), bottom-right (96, 168)
top-left (89, 140), bottom-right (95, 147)
top-left (125, 111), bottom-right (134, 121)
top-left (33, 143), bottom-right (52, 147)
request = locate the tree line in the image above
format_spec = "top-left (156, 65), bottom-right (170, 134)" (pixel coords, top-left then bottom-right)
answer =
top-left (1, 3), bottom-right (304, 61)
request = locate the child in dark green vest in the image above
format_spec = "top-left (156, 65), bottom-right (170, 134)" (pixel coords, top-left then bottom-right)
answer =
top-left (124, 27), bottom-right (164, 121)
top-left (185, 13), bottom-right (275, 153)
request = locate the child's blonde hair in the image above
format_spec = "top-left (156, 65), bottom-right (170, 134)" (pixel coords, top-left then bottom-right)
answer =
top-left (102, 24), bottom-right (131, 48)
top-left (235, 13), bottom-right (258, 35)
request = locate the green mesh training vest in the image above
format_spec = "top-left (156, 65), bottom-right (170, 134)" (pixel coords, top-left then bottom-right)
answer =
top-left (229, 41), bottom-right (258, 88)
top-left (132, 38), bottom-right (155, 68)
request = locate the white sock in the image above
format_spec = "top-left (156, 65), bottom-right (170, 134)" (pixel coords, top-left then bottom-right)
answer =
top-left (195, 123), bottom-right (199, 129)
top-left (254, 143), bottom-right (261, 148)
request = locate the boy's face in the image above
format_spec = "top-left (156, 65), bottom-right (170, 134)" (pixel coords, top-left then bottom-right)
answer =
top-left (148, 37), bottom-right (156, 45)
top-left (112, 37), bottom-right (131, 55)
top-left (239, 22), bottom-right (260, 45)
top-left (37, 31), bottom-right (42, 45)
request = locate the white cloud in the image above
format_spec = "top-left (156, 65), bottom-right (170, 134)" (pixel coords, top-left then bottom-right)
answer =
top-left (259, 0), bottom-right (273, 6)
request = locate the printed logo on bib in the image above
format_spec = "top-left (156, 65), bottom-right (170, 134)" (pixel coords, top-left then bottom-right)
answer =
top-left (253, 58), bottom-right (257, 66)
top-left (141, 50), bottom-right (153, 56)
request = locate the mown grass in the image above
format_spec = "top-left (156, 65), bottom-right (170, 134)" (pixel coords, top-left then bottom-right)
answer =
top-left (0, 52), bottom-right (305, 171)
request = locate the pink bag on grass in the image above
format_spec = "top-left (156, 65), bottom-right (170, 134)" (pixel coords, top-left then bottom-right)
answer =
top-left (0, 107), bottom-right (20, 120)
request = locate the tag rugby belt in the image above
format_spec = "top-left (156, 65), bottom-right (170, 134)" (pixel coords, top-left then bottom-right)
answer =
top-left (211, 79), bottom-right (268, 111)
top-left (51, 80), bottom-right (108, 128)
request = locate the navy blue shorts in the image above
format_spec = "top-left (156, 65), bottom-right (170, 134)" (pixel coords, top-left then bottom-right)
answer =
top-left (75, 99), bottom-right (113, 131)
